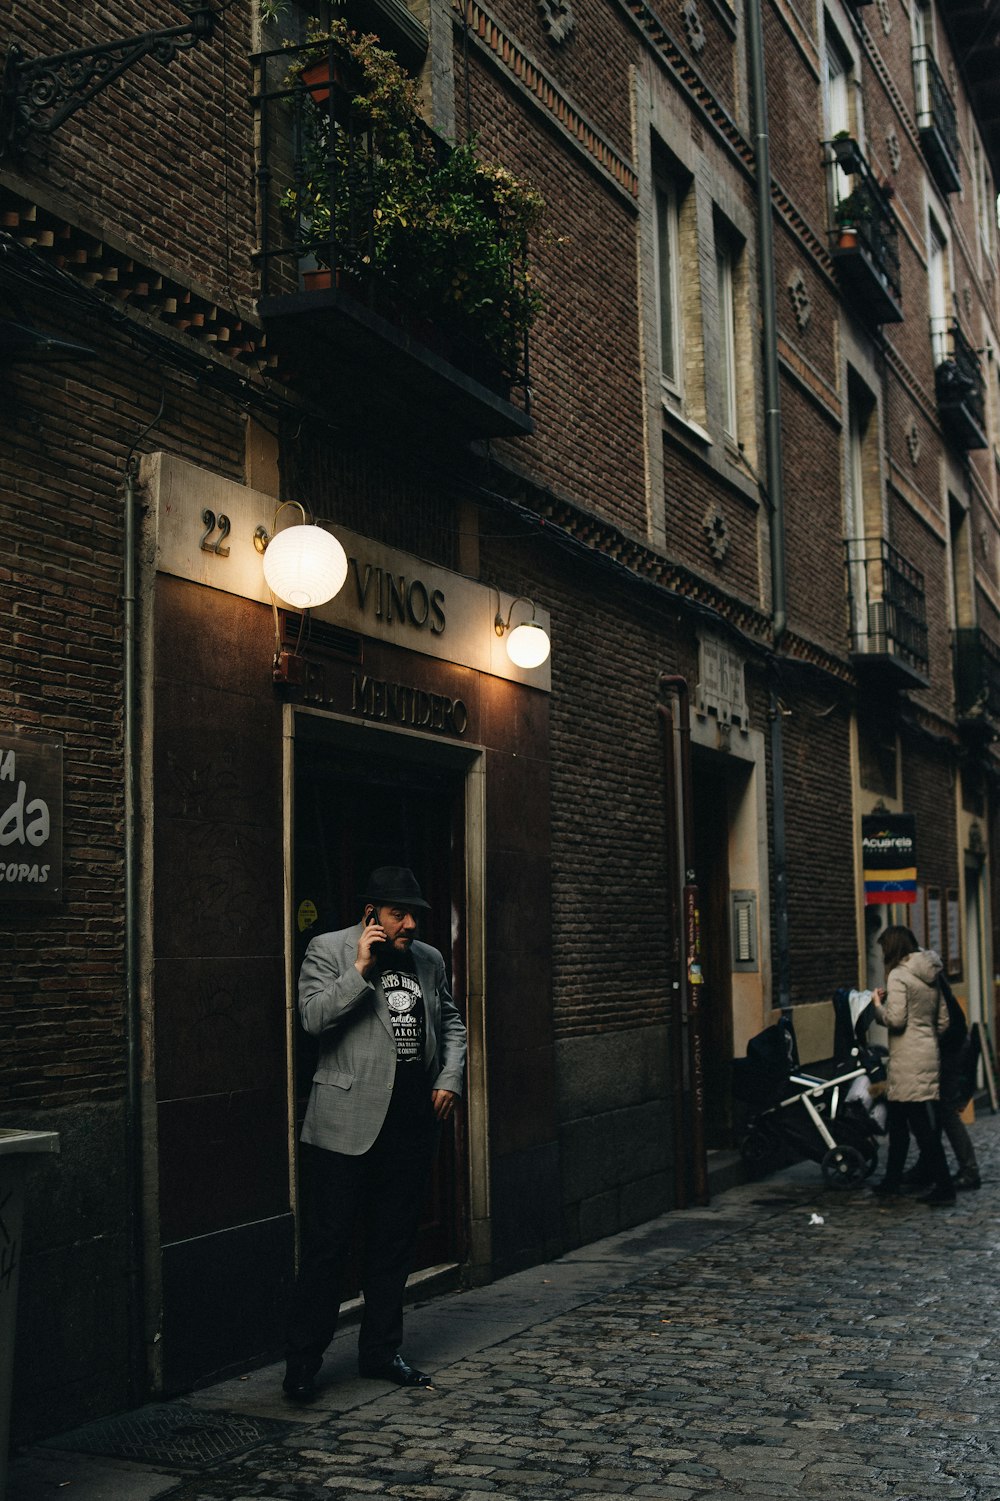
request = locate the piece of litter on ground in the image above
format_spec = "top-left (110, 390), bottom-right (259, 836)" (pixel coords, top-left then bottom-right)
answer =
top-left (809, 1213), bottom-right (825, 1225)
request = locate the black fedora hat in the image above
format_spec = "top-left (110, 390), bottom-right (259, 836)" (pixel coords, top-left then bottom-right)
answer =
top-left (360, 866), bottom-right (431, 911)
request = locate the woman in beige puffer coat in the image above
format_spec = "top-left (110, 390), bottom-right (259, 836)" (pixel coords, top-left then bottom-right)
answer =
top-left (871, 925), bottom-right (954, 1205)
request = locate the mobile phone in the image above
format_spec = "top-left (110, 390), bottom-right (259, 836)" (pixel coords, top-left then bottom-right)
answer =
top-left (365, 910), bottom-right (378, 927)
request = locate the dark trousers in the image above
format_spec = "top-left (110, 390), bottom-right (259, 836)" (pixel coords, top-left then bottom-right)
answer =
top-left (883, 1099), bottom-right (951, 1191)
top-left (286, 1089), bottom-right (438, 1369)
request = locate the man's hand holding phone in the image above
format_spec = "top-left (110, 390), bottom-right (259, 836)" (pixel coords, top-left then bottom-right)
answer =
top-left (356, 910), bottom-right (386, 978)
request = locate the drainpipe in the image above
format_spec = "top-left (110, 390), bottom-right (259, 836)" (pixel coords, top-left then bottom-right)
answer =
top-left (657, 692), bottom-right (688, 1209)
top-left (659, 675), bottom-right (709, 1206)
top-left (746, 0), bottom-right (792, 1012)
top-left (123, 459), bottom-right (144, 1403)
top-left (122, 393), bottom-right (162, 1403)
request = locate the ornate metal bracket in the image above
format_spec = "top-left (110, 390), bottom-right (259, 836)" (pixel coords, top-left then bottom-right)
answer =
top-left (1, 5), bottom-right (219, 160)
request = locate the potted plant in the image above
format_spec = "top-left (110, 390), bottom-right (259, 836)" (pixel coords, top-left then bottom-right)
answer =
top-left (830, 131), bottom-right (863, 175)
top-left (834, 187), bottom-right (871, 248)
top-left (282, 22), bottom-right (544, 376)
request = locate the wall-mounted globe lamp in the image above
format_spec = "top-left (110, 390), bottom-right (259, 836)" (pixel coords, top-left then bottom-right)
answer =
top-left (253, 500), bottom-right (348, 682)
top-left (494, 594), bottom-right (551, 670)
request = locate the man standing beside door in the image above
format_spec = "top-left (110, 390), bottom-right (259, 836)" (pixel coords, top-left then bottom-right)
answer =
top-left (283, 866), bottom-right (467, 1398)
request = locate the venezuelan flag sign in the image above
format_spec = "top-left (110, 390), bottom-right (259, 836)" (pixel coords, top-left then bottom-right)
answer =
top-left (861, 813), bottom-right (917, 906)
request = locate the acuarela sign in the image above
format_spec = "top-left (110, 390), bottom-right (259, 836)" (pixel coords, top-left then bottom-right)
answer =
top-left (0, 731), bottom-right (62, 902)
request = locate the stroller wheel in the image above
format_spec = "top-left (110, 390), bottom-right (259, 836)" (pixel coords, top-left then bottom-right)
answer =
top-left (822, 1144), bottom-right (866, 1189)
top-left (740, 1127), bottom-right (779, 1179)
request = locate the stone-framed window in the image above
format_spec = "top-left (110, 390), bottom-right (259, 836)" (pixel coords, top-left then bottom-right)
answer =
top-left (654, 173), bottom-right (685, 399)
top-left (715, 220), bottom-right (740, 444)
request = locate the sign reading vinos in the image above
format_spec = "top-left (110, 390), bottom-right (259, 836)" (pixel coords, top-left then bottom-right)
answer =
top-left (0, 731), bottom-right (62, 902)
top-left (144, 453), bottom-right (551, 691)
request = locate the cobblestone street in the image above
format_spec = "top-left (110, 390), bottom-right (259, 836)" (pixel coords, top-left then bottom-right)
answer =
top-left (13, 1115), bottom-right (1000, 1501)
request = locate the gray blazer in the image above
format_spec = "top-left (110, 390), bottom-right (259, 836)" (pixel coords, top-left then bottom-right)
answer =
top-left (298, 922), bottom-right (467, 1155)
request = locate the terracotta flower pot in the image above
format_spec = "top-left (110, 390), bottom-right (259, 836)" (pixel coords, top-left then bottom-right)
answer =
top-left (838, 226), bottom-right (858, 249)
top-left (302, 268), bottom-right (332, 291)
top-left (299, 57), bottom-right (350, 105)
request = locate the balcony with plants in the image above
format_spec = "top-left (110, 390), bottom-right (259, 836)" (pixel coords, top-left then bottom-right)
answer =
top-left (932, 317), bottom-right (988, 450)
top-left (953, 624), bottom-right (1000, 732)
top-left (252, 23), bottom-right (543, 438)
top-left (827, 136), bottom-right (902, 325)
top-left (844, 537), bottom-right (929, 689)
top-left (912, 45), bottom-right (961, 193)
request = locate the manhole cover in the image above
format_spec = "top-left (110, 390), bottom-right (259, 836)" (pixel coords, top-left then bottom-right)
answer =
top-left (43, 1403), bottom-right (299, 1468)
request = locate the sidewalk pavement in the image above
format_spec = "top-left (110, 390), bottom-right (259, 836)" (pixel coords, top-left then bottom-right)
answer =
top-left (9, 1113), bottom-right (1000, 1501)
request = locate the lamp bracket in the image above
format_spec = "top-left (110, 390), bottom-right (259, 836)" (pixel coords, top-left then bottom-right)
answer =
top-left (494, 593), bottom-right (536, 637)
top-left (254, 500), bottom-right (309, 556)
top-left (1, 6), bottom-right (221, 160)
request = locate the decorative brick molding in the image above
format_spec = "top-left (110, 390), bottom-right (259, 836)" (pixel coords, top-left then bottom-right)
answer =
top-left (787, 268), bottom-right (812, 331)
top-left (886, 127), bottom-right (902, 173)
top-left (538, 0), bottom-right (575, 42)
top-left (905, 419), bottom-right (921, 464)
top-left (781, 630), bottom-right (857, 684)
top-left (771, 181), bottom-right (835, 277)
top-left (456, 0), bottom-right (639, 197)
top-left (613, 0), bottom-right (756, 173)
top-left (498, 475), bottom-right (773, 642)
top-left (703, 500), bottom-right (730, 559)
top-left (1, 185), bottom-right (272, 372)
top-left (681, 0), bottom-right (707, 53)
top-left (883, 339), bottom-right (942, 430)
top-left (861, 31), bottom-right (920, 153)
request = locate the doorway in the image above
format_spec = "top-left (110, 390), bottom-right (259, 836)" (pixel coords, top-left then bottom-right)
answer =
top-left (292, 731), bottom-right (469, 1277)
top-left (692, 756), bottom-right (735, 1148)
top-left (965, 863), bottom-right (986, 1030)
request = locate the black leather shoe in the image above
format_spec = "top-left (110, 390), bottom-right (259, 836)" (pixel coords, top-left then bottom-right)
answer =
top-left (359, 1354), bottom-right (432, 1387)
top-left (953, 1169), bottom-right (981, 1190)
top-left (282, 1355), bottom-right (321, 1399)
top-left (917, 1185), bottom-right (957, 1207)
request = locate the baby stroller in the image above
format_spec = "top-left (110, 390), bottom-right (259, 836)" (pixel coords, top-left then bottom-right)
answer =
top-left (732, 989), bottom-right (886, 1188)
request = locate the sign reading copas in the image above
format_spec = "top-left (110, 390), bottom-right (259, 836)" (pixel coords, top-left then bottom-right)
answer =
top-left (0, 732), bottom-right (62, 902)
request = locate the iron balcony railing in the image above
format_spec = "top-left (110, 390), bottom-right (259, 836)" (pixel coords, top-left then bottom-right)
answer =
top-left (844, 537), bottom-right (929, 677)
top-left (953, 627), bottom-right (1000, 722)
top-left (827, 136), bottom-right (902, 322)
top-left (932, 317), bottom-right (988, 449)
top-left (912, 45), bottom-right (961, 192)
top-left (252, 39), bottom-right (531, 402)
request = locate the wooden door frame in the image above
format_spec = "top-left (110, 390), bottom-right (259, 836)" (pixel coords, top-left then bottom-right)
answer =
top-left (282, 704), bottom-right (490, 1278)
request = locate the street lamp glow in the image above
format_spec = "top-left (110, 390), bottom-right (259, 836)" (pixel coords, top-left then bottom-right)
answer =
top-left (262, 524), bottom-right (348, 608)
top-left (505, 621), bottom-right (550, 669)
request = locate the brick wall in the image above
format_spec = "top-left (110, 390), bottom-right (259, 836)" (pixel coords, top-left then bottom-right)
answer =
top-left (778, 689), bottom-right (858, 1004)
top-left (464, 57), bottom-right (649, 533)
top-left (1, 296), bottom-right (247, 1439)
top-left (7, 1), bottom-right (256, 304)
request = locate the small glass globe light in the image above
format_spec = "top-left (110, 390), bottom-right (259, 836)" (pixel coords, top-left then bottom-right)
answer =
top-left (505, 620), bottom-right (550, 669)
top-left (263, 524), bottom-right (348, 608)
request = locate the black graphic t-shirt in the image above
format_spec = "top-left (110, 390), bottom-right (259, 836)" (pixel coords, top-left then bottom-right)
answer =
top-left (380, 964), bottom-right (426, 1066)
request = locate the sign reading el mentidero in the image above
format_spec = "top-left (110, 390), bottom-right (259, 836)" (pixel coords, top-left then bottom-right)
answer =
top-left (0, 731), bottom-right (62, 902)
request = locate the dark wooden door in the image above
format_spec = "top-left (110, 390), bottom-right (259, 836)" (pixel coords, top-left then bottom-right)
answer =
top-left (293, 740), bottom-right (468, 1276)
top-left (692, 759), bottom-right (734, 1148)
